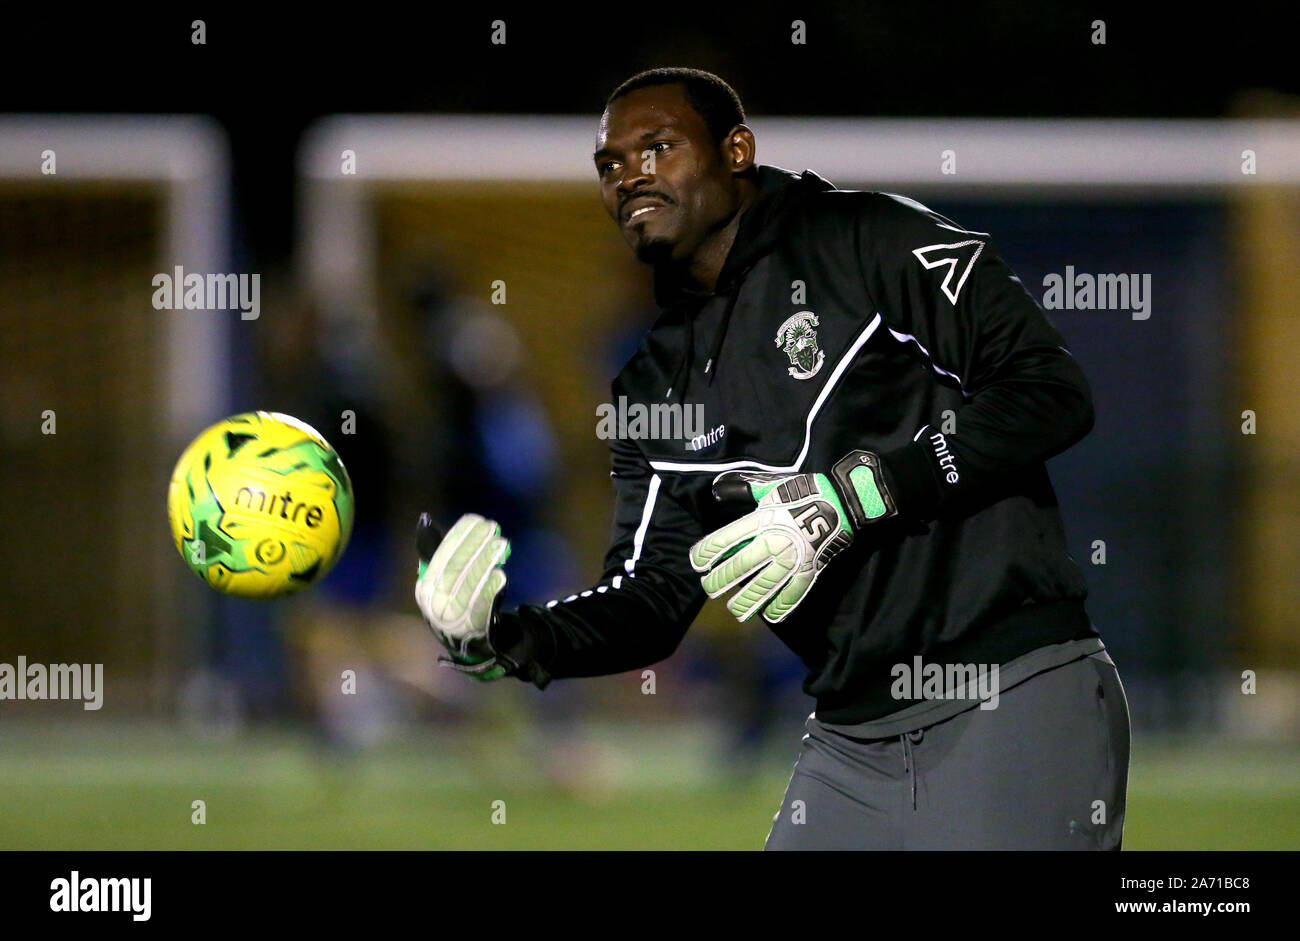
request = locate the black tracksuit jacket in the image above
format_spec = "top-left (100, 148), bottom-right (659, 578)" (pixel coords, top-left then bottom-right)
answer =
top-left (490, 164), bottom-right (1100, 725)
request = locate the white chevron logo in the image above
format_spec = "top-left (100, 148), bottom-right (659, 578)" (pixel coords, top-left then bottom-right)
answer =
top-left (912, 240), bottom-right (985, 304)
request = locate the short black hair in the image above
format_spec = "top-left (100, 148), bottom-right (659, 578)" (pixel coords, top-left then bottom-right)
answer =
top-left (605, 68), bottom-right (745, 146)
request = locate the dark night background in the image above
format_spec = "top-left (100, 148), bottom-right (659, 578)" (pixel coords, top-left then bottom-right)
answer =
top-left (4, 4), bottom-right (1296, 268)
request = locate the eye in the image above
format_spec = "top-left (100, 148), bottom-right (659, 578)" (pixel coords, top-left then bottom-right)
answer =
top-left (651, 141), bottom-right (670, 153)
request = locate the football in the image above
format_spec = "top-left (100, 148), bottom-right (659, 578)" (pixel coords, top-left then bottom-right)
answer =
top-left (167, 411), bottom-right (354, 599)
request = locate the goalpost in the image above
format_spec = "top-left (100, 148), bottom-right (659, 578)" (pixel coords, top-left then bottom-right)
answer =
top-left (0, 115), bottom-right (231, 711)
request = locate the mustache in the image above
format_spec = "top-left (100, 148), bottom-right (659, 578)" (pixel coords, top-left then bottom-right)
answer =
top-left (621, 192), bottom-right (674, 213)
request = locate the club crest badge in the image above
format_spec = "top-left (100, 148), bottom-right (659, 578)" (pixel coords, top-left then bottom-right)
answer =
top-left (775, 311), bottom-right (825, 380)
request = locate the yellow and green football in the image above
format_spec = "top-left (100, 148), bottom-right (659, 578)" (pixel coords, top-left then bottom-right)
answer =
top-left (167, 411), bottom-right (354, 599)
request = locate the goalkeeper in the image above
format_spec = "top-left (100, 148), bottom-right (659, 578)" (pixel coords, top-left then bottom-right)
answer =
top-left (415, 68), bottom-right (1130, 850)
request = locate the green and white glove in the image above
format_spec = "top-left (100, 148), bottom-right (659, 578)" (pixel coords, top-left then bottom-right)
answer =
top-left (689, 450), bottom-right (897, 624)
top-left (415, 512), bottom-right (512, 681)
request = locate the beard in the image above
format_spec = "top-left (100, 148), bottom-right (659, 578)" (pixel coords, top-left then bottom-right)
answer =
top-left (633, 232), bottom-right (676, 265)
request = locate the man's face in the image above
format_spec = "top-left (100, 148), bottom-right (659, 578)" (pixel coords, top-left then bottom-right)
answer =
top-left (594, 84), bottom-right (741, 265)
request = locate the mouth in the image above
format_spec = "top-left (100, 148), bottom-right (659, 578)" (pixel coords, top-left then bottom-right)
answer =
top-left (622, 198), bottom-right (668, 224)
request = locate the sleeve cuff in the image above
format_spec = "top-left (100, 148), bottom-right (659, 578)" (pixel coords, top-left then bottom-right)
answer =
top-left (490, 608), bottom-right (555, 690)
top-left (877, 438), bottom-right (945, 522)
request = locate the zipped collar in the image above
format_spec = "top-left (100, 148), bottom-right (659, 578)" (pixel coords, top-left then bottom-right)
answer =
top-left (656, 165), bottom-right (836, 401)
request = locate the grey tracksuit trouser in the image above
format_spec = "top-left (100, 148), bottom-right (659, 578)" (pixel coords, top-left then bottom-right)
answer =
top-left (765, 650), bottom-right (1131, 850)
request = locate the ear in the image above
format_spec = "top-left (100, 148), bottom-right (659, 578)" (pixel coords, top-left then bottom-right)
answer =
top-left (725, 125), bottom-right (757, 174)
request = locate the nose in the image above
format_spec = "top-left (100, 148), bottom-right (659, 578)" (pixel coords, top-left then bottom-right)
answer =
top-left (616, 161), bottom-right (654, 197)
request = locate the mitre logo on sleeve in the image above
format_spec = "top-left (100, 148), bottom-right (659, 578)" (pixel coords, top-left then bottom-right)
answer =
top-left (775, 311), bottom-right (825, 380)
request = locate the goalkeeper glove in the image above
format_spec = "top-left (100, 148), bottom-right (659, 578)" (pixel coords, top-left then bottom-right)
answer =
top-left (688, 450), bottom-right (897, 624)
top-left (414, 512), bottom-right (514, 681)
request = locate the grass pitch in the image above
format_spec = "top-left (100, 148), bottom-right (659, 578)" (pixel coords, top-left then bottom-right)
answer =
top-left (1, 722), bottom-right (1296, 850)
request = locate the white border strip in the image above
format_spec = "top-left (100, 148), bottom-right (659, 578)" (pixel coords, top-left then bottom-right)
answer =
top-left (545, 472), bottom-right (660, 607)
top-left (625, 473), bottom-right (662, 573)
top-left (887, 327), bottom-right (968, 395)
top-left (649, 313), bottom-right (883, 475)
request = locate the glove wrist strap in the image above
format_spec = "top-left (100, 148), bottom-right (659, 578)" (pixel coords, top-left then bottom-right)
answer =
top-left (830, 450), bottom-right (898, 530)
top-left (487, 610), bottom-right (554, 690)
top-left (434, 597), bottom-right (515, 683)
top-left (437, 653), bottom-right (508, 680)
